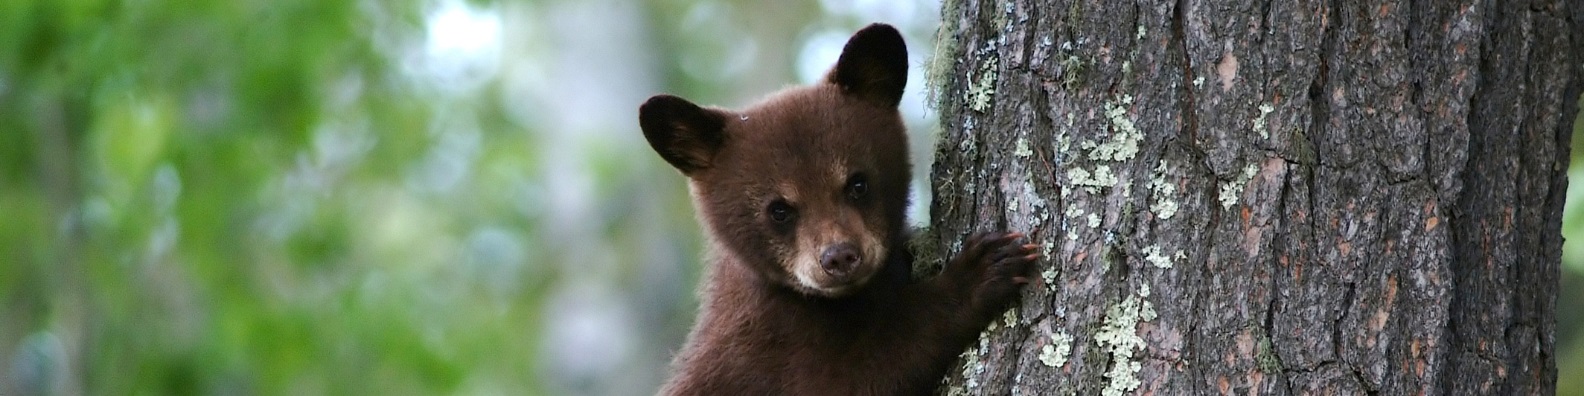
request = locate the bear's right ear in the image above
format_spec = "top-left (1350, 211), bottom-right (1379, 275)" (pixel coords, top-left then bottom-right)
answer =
top-left (639, 94), bottom-right (728, 175)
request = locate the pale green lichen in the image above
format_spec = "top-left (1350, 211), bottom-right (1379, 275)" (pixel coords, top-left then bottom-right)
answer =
top-left (1039, 331), bottom-right (1074, 367)
top-left (1065, 205), bottom-right (1086, 220)
top-left (947, 385), bottom-right (969, 396)
top-left (1218, 163), bottom-right (1259, 209)
top-left (950, 335), bottom-right (988, 391)
top-left (1086, 213), bottom-right (1101, 228)
top-left (1088, 98), bottom-right (1142, 162)
top-left (1257, 333), bottom-right (1282, 373)
top-left (1252, 103), bottom-right (1275, 139)
top-left (957, 332), bottom-right (992, 389)
top-left (993, 0), bottom-right (1013, 32)
top-left (1042, 266), bottom-right (1059, 290)
top-left (1014, 136), bottom-right (1033, 157)
top-left (1143, 245), bottom-right (1173, 269)
top-left (1067, 164), bottom-right (1119, 194)
top-left (1092, 165), bottom-right (1118, 186)
top-left (1135, 25), bottom-right (1146, 39)
top-left (1063, 205), bottom-right (1087, 239)
top-left (1150, 195), bottom-right (1178, 219)
top-left (1192, 76), bottom-right (1205, 89)
top-left (967, 56), bottom-right (1000, 112)
top-left (1147, 161), bottom-right (1179, 219)
top-left (1095, 287), bottom-right (1157, 396)
top-left (1003, 308), bottom-right (1020, 328)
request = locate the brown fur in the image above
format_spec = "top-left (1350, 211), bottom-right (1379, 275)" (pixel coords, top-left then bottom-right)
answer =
top-left (640, 23), bottom-right (1038, 396)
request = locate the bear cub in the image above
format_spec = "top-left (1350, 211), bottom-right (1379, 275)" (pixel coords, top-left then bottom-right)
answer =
top-left (640, 23), bottom-right (1039, 396)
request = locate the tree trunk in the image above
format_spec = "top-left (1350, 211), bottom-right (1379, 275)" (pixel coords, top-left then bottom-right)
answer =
top-left (923, 0), bottom-right (1581, 394)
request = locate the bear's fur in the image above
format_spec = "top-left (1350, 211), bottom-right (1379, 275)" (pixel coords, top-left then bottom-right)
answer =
top-left (640, 23), bottom-right (1038, 396)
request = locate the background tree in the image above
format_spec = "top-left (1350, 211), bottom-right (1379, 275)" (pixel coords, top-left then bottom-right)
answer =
top-left (924, 0), bottom-right (1581, 394)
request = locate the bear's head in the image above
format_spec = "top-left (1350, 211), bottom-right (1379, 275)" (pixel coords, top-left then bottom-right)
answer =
top-left (639, 23), bottom-right (911, 298)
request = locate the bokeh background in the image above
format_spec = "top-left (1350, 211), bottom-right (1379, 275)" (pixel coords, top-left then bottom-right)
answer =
top-left (0, 0), bottom-right (1579, 395)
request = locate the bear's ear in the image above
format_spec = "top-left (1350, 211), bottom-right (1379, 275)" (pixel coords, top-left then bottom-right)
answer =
top-left (825, 23), bottom-right (908, 107)
top-left (639, 94), bottom-right (729, 175)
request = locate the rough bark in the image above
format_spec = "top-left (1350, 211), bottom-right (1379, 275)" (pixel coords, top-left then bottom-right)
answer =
top-left (923, 0), bottom-right (1581, 394)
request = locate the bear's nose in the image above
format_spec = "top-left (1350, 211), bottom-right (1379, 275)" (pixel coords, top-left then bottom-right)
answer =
top-left (820, 243), bottom-right (861, 276)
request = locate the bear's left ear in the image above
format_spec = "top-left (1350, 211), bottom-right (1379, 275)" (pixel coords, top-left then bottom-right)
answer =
top-left (825, 23), bottom-right (908, 107)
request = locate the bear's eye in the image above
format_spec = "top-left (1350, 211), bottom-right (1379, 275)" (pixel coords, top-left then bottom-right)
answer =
top-left (845, 173), bottom-right (868, 200)
top-left (767, 200), bottom-right (795, 223)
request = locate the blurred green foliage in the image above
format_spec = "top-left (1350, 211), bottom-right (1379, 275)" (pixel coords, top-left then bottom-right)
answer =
top-left (0, 0), bottom-right (551, 394)
top-left (1, 0), bottom-right (1580, 395)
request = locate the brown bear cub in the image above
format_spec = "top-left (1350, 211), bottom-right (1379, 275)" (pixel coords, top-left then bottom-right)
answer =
top-left (639, 23), bottom-right (1039, 396)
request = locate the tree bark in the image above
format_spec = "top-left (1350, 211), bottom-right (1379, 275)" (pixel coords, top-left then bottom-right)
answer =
top-left (923, 0), bottom-right (1581, 394)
